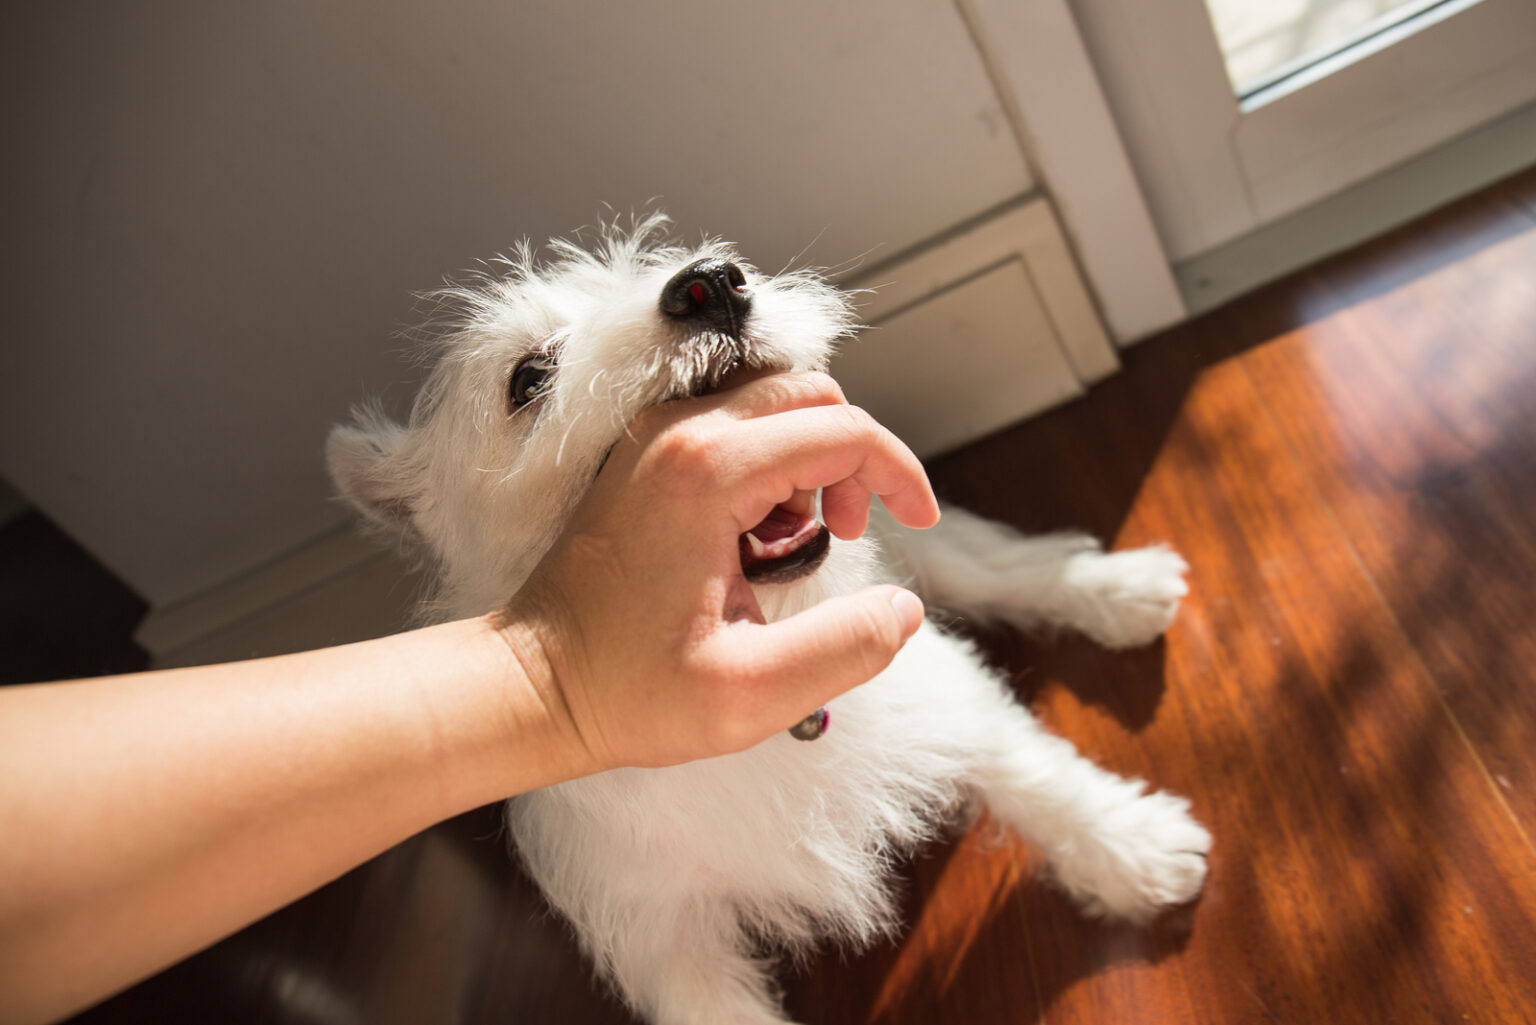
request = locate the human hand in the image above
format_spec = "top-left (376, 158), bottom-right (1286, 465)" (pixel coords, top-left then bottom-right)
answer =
top-left (495, 371), bottom-right (938, 773)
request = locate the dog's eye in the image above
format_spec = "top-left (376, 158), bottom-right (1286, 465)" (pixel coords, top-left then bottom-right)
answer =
top-left (509, 355), bottom-right (556, 409)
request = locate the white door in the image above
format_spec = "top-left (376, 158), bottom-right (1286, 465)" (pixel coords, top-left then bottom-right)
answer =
top-left (1070, 0), bottom-right (1536, 262)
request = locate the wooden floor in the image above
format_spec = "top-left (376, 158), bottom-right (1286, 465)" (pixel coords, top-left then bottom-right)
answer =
top-left (67, 167), bottom-right (1536, 1024)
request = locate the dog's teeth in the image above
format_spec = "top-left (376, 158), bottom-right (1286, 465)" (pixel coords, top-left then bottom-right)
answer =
top-left (746, 532), bottom-right (768, 558)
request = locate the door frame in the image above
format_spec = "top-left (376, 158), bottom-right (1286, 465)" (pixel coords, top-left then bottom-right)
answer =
top-left (958, 0), bottom-right (1188, 344)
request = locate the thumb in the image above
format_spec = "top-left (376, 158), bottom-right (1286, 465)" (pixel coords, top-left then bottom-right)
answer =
top-left (730, 586), bottom-right (925, 724)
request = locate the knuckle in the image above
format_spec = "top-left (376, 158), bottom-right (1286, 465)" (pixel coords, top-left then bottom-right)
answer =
top-left (707, 712), bottom-right (758, 755)
top-left (794, 370), bottom-right (848, 405)
top-left (827, 402), bottom-right (876, 442)
top-left (626, 403), bottom-right (681, 448)
top-left (651, 418), bottom-right (724, 473)
top-left (753, 370), bottom-right (846, 413)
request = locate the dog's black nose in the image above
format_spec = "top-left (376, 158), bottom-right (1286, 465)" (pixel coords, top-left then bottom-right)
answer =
top-left (660, 258), bottom-right (751, 338)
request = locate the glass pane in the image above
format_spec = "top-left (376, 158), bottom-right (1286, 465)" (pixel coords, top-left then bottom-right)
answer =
top-left (1206, 0), bottom-right (1451, 96)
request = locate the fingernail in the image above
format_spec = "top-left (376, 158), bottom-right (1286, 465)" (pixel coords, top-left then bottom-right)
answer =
top-left (889, 588), bottom-right (924, 638)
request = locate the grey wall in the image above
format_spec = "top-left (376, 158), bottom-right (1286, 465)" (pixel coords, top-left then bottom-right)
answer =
top-left (0, 1), bottom-right (1031, 608)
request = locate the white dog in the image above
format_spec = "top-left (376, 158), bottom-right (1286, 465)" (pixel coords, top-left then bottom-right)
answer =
top-left (327, 217), bottom-right (1210, 1025)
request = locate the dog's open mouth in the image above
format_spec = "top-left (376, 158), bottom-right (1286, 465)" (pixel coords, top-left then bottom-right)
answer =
top-left (689, 360), bottom-right (833, 583)
top-left (740, 502), bottom-right (831, 584)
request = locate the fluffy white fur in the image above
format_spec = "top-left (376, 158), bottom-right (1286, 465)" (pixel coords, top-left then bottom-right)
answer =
top-left (328, 216), bottom-right (1210, 1025)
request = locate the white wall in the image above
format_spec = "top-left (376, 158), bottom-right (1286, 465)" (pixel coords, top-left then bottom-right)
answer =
top-left (0, 0), bottom-right (1032, 609)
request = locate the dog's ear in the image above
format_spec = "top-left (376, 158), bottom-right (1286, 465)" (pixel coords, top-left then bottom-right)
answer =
top-left (326, 410), bottom-right (419, 538)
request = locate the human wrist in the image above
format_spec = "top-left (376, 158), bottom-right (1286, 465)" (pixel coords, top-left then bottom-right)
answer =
top-left (465, 606), bottom-right (604, 796)
top-left (380, 615), bottom-right (595, 814)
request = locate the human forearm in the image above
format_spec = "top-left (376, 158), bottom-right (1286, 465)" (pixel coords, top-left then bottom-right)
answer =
top-left (0, 615), bottom-right (574, 1024)
top-left (0, 370), bottom-right (937, 1023)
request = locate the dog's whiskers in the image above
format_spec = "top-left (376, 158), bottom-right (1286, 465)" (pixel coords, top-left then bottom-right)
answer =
top-left (554, 408), bottom-right (587, 468)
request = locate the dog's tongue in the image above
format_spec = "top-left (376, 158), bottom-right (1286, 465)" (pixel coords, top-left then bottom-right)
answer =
top-left (749, 504), bottom-right (806, 543)
top-left (740, 495), bottom-right (822, 566)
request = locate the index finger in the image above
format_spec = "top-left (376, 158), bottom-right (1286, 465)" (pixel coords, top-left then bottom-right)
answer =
top-left (659, 370), bottom-right (849, 426)
top-left (718, 403), bottom-right (939, 537)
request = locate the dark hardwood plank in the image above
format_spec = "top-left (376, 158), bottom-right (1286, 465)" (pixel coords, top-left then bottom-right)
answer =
top-left (1500, 163), bottom-right (1536, 223)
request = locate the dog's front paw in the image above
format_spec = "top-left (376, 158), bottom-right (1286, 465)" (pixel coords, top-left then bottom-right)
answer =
top-left (1055, 788), bottom-right (1211, 923)
top-left (1062, 545), bottom-right (1189, 649)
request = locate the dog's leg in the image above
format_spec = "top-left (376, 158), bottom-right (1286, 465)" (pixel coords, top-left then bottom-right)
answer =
top-left (599, 897), bottom-right (798, 1025)
top-left (967, 705), bottom-right (1210, 922)
top-left (874, 503), bottom-right (1188, 649)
